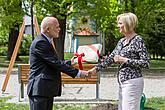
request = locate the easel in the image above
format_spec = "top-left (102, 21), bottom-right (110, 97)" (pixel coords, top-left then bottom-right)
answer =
top-left (2, 16), bottom-right (40, 92)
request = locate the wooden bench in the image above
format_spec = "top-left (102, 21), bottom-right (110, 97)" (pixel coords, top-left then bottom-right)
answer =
top-left (17, 64), bottom-right (100, 101)
top-left (18, 64), bottom-right (29, 101)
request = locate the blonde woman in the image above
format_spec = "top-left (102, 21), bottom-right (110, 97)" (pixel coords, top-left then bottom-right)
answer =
top-left (89, 12), bottom-right (150, 110)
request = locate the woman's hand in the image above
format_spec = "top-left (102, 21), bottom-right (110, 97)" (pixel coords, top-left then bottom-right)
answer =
top-left (114, 55), bottom-right (128, 63)
top-left (88, 67), bottom-right (97, 74)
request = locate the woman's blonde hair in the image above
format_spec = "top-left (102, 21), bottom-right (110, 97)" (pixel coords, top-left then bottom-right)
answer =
top-left (117, 12), bottom-right (138, 32)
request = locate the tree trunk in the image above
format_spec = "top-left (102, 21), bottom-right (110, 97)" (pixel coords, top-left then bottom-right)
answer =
top-left (53, 17), bottom-right (66, 60)
top-left (7, 25), bottom-right (19, 60)
top-left (152, 53), bottom-right (155, 60)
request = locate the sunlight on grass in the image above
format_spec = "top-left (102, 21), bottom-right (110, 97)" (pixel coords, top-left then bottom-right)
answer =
top-left (0, 96), bottom-right (92, 110)
top-left (145, 97), bottom-right (165, 110)
top-left (150, 60), bottom-right (165, 68)
top-left (64, 52), bottom-right (74, 60)
top-left (1, 96), bottom-right (165, 110)
top-left (0, 96), bottom-right (29, 110)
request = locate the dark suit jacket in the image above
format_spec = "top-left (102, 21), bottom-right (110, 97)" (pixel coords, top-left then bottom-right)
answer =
top-left (27, 34), bottom-right (78, 97)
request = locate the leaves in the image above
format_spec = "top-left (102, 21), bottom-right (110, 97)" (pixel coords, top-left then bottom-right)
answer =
top-left (0, 0), bottom-right (165, 57)
top-left (0, 0), bottom-right (24, 30)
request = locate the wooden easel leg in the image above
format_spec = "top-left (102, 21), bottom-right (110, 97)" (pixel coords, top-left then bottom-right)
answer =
top-left (2, 16), bottom-right (40, 92)
top-left (2, 21), bottom-right (25, 92)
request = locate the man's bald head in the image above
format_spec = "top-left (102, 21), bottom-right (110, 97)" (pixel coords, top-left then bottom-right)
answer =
top-left (41, 17), bottom-right (58, 33)
top-left (40, 17), bottom-right (60, 38)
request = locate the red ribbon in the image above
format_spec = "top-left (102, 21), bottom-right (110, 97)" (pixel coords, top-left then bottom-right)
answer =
top-left (74, 53), bottom-right (85, 70)
top-left (74, 44), bottom-right (101, 70)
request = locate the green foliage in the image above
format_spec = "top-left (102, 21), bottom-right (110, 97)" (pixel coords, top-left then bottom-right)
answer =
top-left (19, 56), bottom-right (29, 63)
top-left (86, 0), bottom-right (165, 58)
top-left (145, 97), bottom-right (165, 109)
top-left (0, 0), bottom-right (25, 57)
top-left (0, 96), bottom-right (29, 110)
top-left (0, 0), bottom-right (24, 30)
top-left (72, 0), bottom-right (122, 53)
top-left (0, 30), bottom-right (8, 46)
top-left (1, 96), bottom-right (165, 110)
top-left (0, 96), bottom-right (91, 110)
top-left (0, 56), bottom-right (29, 67)
top-left (19, 35), bottom-right (32, 55)
top-left (0, 46), bottom-right (7, 56)
top-left (73, 0), bottom-right (165, 58)
top-left (64, 52), bottom-right (74, 60)
top-left (0, 56), bottom-right (7, 62)
top-left (0, 96), bottom-right (13, 102)
top-left (134, 0), bottom-right (165, 58)
top-left (34, 0), bottom-right (72, 21)
top-left (0, 0), bottom-right (165, 59)
top-left (150, 60), bottom-right (165, 68)
top-left (73, 0), bottom-right (120, 32)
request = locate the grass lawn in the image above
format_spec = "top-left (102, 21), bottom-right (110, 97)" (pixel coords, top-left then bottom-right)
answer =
top-left (0, 96), bottom-right (91, 110)
top-left (0, 96), bottom-right (165, 110)
top-left (145, 97), bottom-right (165, 110)
top-left (0, 96), bottom-right (29, 110)
top-left (150, 60), bottom-right (165, 69)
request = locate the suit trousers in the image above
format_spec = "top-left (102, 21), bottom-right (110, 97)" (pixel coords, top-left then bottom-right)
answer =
top-left (118, 77), bottom-right (144, 110)
top-left (29, 96), bottom-right (54, 110)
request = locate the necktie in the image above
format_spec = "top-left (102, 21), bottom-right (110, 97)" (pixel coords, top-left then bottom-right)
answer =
top-left (51, 41), bottom-right (59, 57)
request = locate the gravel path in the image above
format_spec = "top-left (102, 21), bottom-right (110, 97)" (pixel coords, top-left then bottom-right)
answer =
top-left (0, 70), bottom-right (165, 103)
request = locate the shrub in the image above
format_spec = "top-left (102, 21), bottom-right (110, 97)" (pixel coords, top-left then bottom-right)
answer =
top-left (19, 35), bottom-right (32, 55)
top-left (0, 46), bottom-right (7, 56)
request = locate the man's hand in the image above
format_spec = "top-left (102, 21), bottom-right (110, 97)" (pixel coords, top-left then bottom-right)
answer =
top-left (114, 55), bottom-right (128, 63)
top-left (80, 70), bottom-right (91, 78)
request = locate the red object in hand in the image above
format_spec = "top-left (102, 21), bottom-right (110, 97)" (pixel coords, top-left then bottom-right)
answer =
top-left (74, 53), bottom-right (85, 70)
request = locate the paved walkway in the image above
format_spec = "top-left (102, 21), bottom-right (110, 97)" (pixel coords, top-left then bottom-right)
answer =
top-left (0, 69), bottom-right (165, 103)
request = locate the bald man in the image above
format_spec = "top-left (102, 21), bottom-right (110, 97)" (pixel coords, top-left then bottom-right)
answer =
top-left (27, 17), bottom-right (90, 110)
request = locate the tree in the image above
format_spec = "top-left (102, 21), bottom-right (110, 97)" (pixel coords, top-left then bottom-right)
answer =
top-left (135, 0), bottom-right (165, 59)
top-left (1, 0), bottom-right (165, 60)
top-left (0, 0), bottom-right (72, 60)
top-left (0, 0), bottom-right (24, 60)
top-left (72, 0), bottom-right (122, 54)
top-left (34, 0), bottom-right (122, 57)
top-left (33, 0), bottom-right (73, 59)
top-left (116, 0), bottom-right (165, 59)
